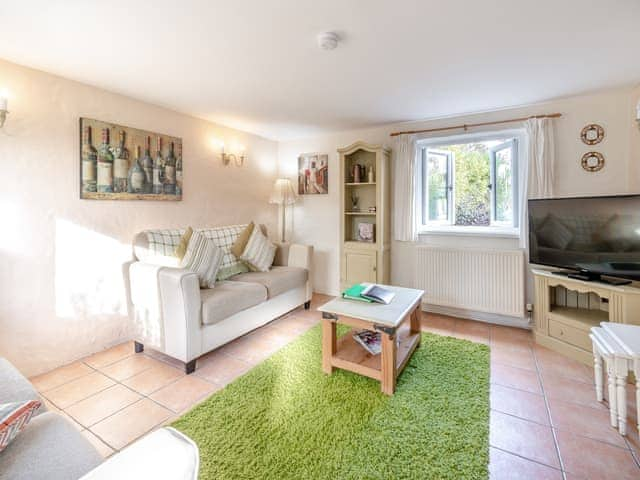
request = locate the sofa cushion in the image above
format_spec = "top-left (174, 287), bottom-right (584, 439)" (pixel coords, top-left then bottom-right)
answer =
top-left (0, 359), bottom-right (45, 417)
top-left (230, 266), bottom-right (308, 299)
top-left (200, 281), bottom-right (268, 325)
top-left (0, 412), bottom-right (102, 480)
top-left (0, 400), bottom-right (42, 452)
top-left (239, 227), bottom-right (277, 272)
top-left (180, 230), bottom-right (223, 288)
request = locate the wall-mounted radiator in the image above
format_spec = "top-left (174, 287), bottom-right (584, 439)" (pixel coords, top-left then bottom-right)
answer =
top-left (415, 246), bottom-right (525, 318)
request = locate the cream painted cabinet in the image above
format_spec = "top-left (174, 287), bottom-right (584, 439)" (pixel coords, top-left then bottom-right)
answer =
top-left (532, 268), bottom-right (640, 366)
top-left (338, 141), bottom-right (391, 291)
top-left (343, 249), bottom-right (377, 286)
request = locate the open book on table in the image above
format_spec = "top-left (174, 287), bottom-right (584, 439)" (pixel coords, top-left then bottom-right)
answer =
top-left (342, 283), bottom-right (396, 305)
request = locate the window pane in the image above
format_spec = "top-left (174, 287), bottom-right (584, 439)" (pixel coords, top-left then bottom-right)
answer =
top-left (453, 144), bottom-right (490, 226)
top-left (495, 146), bottom-right (513, 223)
top-left (426, 151), bottom-right (448, 222)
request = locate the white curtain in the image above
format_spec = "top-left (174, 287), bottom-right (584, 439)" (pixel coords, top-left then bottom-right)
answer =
top-left (519, 117), bottom-right (555, 248)
top-left (393, 134), bottom-right (418, 241)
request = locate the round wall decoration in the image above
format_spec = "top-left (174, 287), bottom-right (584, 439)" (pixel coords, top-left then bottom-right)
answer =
top-left (581, 151), bottom-right (605, 172)
top-left (580, 124), bottom-right (605, 145)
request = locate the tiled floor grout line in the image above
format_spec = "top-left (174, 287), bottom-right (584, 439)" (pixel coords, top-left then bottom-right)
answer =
top-left (489, 445), bottom-right (564, 473)
top-left (532, 345), bottom-right (568, 477)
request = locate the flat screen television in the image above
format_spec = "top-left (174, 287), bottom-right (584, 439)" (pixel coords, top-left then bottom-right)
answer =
top-left (528, 195), bottom-right (640, 283)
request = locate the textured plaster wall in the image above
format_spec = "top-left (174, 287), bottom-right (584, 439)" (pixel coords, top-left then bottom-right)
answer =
top-left (0, 58), bottom-right (279, 376)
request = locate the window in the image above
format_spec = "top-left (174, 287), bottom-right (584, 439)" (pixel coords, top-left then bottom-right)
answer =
top-left (419, 132), bottom-right (520, 232)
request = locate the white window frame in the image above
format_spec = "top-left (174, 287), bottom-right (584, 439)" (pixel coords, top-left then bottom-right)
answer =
top-left (416, 129), bottom-right (524, 238)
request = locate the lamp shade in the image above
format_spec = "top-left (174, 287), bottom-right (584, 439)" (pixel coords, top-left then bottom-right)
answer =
top-left (269, 178), bottom-right (297, 205)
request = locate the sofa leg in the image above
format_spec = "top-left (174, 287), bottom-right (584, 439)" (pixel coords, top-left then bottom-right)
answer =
top-left (304, 301), bottom-right (311, 310)
top-left (185, 360), bottom-right (196, 375)
top-left (134, 341), bottom-right (144, 353)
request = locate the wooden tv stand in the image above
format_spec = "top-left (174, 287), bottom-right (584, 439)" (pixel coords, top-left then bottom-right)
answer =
top-left (533, 269), bottom-right (640, 366)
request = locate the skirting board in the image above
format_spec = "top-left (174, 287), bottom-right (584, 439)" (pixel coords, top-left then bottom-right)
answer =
top-left (422, 303), bottom-right (531, 329)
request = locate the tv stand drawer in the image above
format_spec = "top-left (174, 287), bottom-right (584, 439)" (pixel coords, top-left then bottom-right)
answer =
top-left (548, 319), bottom-right (591, 351)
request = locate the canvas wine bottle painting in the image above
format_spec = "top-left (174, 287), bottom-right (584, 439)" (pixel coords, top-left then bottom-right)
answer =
top-left (79, 117), bottom-right (183, 200)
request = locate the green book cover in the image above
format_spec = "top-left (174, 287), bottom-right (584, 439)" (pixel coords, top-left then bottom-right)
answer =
top-left (342, 284), bottom-right (373, 302)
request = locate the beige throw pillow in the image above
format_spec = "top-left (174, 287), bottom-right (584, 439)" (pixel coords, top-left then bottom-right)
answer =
top-left (240, 227), bottom-right (276, 272)
top-left (174, 226), bottom-right (193, 261)
top-left (231, 222), bottom-right (255, 258)
top-left (180, 230), bottom-right (223, 288)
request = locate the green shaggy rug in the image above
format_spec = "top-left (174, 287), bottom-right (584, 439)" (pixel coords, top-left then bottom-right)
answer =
top-left (172, 326), bottom-right (490, 480)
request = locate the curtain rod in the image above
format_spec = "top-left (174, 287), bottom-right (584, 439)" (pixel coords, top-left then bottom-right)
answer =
top-left (389, 113), bottom-right (562, 137)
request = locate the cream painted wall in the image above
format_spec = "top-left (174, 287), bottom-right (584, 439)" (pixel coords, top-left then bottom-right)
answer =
top-left (0, 59), bottom-right (279, 376)
top-left (278, 87), bottom-right (640, 299)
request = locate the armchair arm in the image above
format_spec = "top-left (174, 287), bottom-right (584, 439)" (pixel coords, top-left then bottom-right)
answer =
top-left (80, 428), bottom-right (199, 480)
top-left (128, 262), bottom-right (202, 362)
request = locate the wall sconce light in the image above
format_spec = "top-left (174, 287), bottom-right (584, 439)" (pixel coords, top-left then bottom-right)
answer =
top-left (0, 92), bottom-right (8, 129)
top-left (219, 141), bottom-right (246, 167)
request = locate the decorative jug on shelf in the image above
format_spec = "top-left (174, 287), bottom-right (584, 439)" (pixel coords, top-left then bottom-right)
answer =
top-left (351, 164), bottom-right (365, 183)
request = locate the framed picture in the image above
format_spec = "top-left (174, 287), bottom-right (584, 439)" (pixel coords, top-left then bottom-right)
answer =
top-left (298, 153), bottom-right (328, 194)
top-left (79, 117), bottom-right (183, 200)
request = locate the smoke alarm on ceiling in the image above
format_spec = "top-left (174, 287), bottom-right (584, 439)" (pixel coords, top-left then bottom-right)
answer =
top-left (317, 32), bottom-right (339, 50)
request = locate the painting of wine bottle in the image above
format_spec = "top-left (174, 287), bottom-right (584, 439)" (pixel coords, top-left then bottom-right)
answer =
top-left (79, 117), bottom-right (182, 201)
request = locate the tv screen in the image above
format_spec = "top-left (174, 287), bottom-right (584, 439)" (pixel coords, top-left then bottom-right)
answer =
top-left (528, 195), bottom-right (640, 280)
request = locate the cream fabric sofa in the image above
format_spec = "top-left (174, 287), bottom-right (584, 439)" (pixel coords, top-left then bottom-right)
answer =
top-left (123, 225), bottom-right (313, 373)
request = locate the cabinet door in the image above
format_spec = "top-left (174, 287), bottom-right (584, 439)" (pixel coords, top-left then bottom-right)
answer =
top-left (343, 250), bottom-right (377, 285)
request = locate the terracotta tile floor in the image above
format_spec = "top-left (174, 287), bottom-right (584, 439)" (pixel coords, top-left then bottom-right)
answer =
top-left (30, 294), bottom-right (640, 478)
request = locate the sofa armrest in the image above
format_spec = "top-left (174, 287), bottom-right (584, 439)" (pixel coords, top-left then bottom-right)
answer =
top-left (285, 244), bottom-right (313, 302)
top-left (127, 262), bottom-right (202, 363)
top-left (80, 428), bottom-right (199, 480)
top-left (287, 244), bottom-right (313, 271)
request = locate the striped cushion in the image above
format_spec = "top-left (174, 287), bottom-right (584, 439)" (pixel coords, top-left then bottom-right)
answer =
top-left (0, 400), bottom-right (41, 452)
top-left (180, 230), bottom-right (223, 288)
top-left (240, 227), bottom-right (276, 272)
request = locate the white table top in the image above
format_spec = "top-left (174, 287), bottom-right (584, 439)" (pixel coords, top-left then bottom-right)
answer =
top-left (590, 326), bottom-right (626, 355)
top-left (601, 322), bottom-right (640, 357)
top-left (317, 284), bottom-right (424, 328)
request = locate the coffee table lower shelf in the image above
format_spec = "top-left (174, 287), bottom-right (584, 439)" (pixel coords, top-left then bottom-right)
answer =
top-left (331, 328), bottom-right (420, 382)
top-left (321, 302), bottom-right (422, 395)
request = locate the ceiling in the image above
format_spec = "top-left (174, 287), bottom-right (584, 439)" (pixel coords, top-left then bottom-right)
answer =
top-left (0, 0), bottom-right (639, 140)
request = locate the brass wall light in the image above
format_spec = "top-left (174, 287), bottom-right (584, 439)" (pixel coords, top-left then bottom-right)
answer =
top-left (219, 142), bottom-right (246, 167)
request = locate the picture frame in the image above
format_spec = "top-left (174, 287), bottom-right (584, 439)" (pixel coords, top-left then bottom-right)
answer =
top-left (79, 117), bottom-right (183, 200)
top-left (297, 153), bottom-right (328, 194)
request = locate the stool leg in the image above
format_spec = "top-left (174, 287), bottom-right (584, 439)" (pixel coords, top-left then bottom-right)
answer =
top-left (606, 359), bottom-right (617, 428)
top-left (593, 348), bottom-right (603, 402)
top-left (615, 356), bottom-right (628, 436)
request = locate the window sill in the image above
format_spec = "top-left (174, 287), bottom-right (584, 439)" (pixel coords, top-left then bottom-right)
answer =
top-left (418, 225), bottom-right (520, 239)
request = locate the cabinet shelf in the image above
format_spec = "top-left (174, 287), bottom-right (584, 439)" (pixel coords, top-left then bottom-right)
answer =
top-left (548, 306), bottom-right (608, 330)
top-left (345, 212), bottom-right (376, 216)
top-left (345, 182), bottom-right (376, 186)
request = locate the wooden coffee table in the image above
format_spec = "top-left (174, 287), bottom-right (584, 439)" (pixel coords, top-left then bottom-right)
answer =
top-left (318, 285), bottom-right (424, 395)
